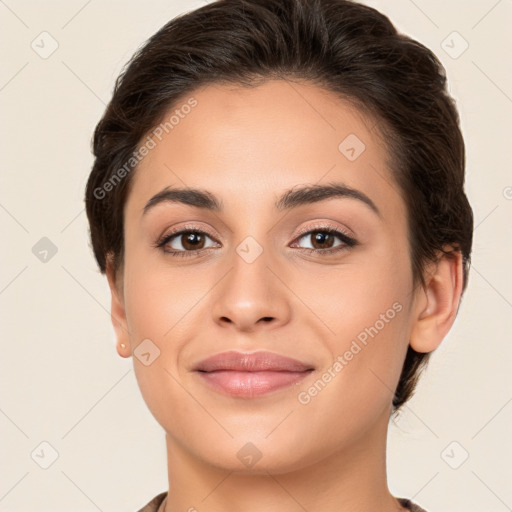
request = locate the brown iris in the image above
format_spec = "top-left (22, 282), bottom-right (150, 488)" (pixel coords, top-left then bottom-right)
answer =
top-left (308, 231), bottom-right (336, 250)
top-left (180, 232), bottom-right (206, 250)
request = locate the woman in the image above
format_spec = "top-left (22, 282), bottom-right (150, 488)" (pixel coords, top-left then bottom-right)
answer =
top-left (85, 0), bottom-right (473, 510)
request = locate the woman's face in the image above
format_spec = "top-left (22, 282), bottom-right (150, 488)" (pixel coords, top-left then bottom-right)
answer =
top-left (115, 80), bottom-right (422, 473)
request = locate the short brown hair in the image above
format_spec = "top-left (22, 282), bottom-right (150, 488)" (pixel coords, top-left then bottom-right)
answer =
top-left (85, 0), bottom-right (474, 412)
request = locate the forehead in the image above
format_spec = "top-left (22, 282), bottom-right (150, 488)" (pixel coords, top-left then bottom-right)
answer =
top-left (125, 79), bottom-right (405, 222)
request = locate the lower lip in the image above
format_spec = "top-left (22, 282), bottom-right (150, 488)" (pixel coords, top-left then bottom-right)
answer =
top-left (196, 370), bottom-right (312, 397)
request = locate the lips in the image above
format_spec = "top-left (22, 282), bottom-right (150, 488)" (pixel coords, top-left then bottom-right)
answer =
top-left (194, 351), bottom-right (314, 398)
top-left (195, 351), bottom-right (314, 372)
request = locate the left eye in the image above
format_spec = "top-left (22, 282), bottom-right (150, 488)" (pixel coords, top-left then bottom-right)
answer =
top-left (292, 229), bottom-right (356, 251)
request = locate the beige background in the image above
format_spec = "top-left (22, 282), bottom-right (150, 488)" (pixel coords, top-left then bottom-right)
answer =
top-left (0, 0), bottom-right (511, 511)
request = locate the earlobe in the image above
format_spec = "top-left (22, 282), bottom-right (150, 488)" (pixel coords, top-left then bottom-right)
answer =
top-left (105, 257), bottom-right (132, 358)
top-left (410, 250), bottom-right (464, 354)
top-left (116, 342), bottom-right (131, 358)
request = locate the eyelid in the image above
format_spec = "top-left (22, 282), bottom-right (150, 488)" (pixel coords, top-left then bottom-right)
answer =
top-left (157, 222), bottom-right (353, 244)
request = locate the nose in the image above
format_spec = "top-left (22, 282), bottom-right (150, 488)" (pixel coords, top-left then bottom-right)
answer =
top-left (211, 247), bottom-right (292, 333)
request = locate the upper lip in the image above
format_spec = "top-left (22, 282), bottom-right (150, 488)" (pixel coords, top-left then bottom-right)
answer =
top-left (194, 351), bottom-right (315, 372)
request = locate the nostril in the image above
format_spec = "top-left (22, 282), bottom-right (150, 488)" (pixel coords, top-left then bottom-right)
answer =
top-left (261, 317), bottom-right (274, 322)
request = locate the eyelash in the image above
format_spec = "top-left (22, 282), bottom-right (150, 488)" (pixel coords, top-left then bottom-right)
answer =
top-left (155, 224), bottom-right (358, 258)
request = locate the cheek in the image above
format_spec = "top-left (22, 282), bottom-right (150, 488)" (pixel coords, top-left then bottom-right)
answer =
top-left (292, 248), bottom-right (412, 408)
top-left (123, 248), bottom-right (210, 343)
top-left (292, 298), bottom-right (411, 452)
top-left (291, 240), bottom-right (412, 344)
top-left (122, 251), bottom-right (231, 431)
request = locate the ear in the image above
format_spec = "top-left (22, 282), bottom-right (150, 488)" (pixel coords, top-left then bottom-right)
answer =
top-left (105, 256), bottom-right (132, 358)
top-left (410, 249), bottom-right (464, 353)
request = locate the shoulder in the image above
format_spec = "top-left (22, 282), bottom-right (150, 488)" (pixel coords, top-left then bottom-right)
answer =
top-left (397, 497), bottom-right (429, 512)
top-left (135, 492), bottom-right (167, 512)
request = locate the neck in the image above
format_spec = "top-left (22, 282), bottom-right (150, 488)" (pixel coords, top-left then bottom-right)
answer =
top-left (162, 409), bottom-right (405, 512)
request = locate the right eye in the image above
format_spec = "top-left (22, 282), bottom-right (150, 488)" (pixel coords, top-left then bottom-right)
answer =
top-left (156, 229), bottom-right (220, 257)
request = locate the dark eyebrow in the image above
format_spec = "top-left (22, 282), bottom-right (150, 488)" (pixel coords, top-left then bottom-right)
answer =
top-left (275, 182), bottom-right (381, 217)
top-left (142, 182), bottom-right (380, 217)
top-left (143, 187), bottom-right (222, 215)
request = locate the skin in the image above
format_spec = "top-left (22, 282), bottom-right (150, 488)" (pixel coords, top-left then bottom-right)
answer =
top-left (106, 80), bottom-right (463, 512)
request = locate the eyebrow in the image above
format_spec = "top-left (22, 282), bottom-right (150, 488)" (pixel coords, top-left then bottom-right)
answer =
top-left (142, 182), bottom-right (381, 218)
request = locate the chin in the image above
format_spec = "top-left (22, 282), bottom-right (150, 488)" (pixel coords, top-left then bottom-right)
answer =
top-left (186, 433), bottom-right (324, 476)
